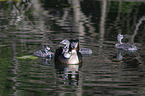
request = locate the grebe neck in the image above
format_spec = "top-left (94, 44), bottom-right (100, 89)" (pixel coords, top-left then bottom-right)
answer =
top-left (118, 38), bottom-right (123, 44)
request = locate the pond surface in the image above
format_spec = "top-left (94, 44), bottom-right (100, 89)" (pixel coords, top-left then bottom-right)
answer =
top-left (0, 0), bottom-right (145, 96)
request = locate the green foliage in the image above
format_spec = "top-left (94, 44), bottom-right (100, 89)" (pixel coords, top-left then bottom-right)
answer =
top-left (121, 2), bottom-right (140, 13)
top-left (110, 1), bottom-right (141, 13)
top-left (16, 55), bottom-right (38, 60)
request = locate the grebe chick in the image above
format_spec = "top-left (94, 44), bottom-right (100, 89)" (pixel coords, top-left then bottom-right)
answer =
top-left (115, 34), bottom-right (137, 51)
top-left (62, 48), bottom-right (72, 58)
top-left (34, 46), bottom-right (54, 58)
top-left (60, 39), bottom-right (70, 49)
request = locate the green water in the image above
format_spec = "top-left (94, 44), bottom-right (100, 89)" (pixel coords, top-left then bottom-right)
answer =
top-left (0, 0), bottom-right (145, 96)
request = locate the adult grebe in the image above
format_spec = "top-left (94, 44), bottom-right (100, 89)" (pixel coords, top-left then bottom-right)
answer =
top-left (55, 39), bottom-right (82, 64)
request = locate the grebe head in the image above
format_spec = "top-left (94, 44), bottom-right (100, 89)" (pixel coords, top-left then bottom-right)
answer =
top-left (117, 34), bottom-right (123, 40)
top-left (117, 34), bottom-right (123, 44)
top-left (60, 39), bottom-right (70, 45)
top-left (44, 46), bottom-right (50, 53)
top-left (69, 39), bottom-right (79, 51)
top-left (60, 39), bottom-right (70, 49)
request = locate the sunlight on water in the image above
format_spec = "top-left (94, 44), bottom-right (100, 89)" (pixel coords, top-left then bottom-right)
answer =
top-left (0, 0), bottom-right (145, 96)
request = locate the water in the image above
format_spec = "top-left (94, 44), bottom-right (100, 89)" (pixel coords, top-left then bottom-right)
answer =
top-left (0, 0), bottom-right (145, 96)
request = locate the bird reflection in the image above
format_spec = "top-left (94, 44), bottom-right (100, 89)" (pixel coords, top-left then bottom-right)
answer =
top-left (116, 49), bottom-right (142, 71)
top-left (55, 61), bottom-right (82, 85)
top-left (117, 49), bottom-right (123, 60)
top-left (116, 49), bottom-right (137, 61)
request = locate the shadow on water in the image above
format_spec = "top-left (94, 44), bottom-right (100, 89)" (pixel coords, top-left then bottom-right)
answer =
top-left (0, 0), bottom-right (145, 96)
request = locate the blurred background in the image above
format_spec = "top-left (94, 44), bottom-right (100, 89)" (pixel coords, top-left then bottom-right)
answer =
top-left (0, 0), bottom-right (145, 96)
